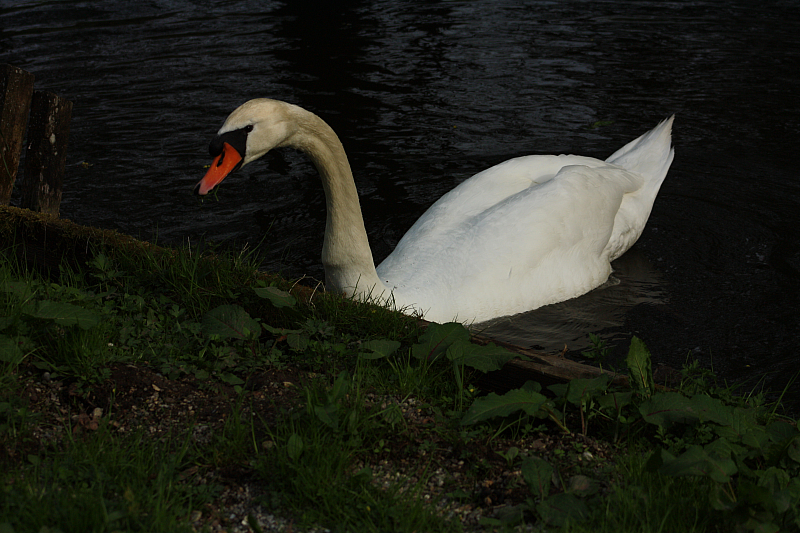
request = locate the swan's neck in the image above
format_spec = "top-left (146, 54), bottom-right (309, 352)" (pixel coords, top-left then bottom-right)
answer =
top-left (288, 108), bottom-right (384, 296)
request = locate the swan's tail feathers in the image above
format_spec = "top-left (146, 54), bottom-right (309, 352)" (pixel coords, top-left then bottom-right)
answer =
top-left (605, 115), bottom-right (675, 191)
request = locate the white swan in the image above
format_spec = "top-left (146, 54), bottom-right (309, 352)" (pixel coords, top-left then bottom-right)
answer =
top-left (196, 99), bottom-right (674, 324)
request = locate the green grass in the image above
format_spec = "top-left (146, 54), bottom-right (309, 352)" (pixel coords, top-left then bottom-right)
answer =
top-left (258, 412), bottom-right (459, 533)
top-left (569, 447), bottom-right (715, 533)
top-left (0, 242), bottom-right (451, 532)
top-left (0, 240), bottom-right (798, 533)
top-left (2, 423), bottom-right (210, 532)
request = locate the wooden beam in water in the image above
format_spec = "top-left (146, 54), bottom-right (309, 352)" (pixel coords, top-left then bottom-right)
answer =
top-left (20, 91), bottom-right (73, 216)
top-left (0, 64), bottom-right (35, 205)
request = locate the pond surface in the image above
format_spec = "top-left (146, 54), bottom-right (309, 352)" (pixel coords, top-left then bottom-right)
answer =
top-left (3, 0), bottom-right (799, 405)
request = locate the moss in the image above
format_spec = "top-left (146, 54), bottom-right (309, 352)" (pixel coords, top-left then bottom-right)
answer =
top-left (0, 205), bottom-right (165, 275)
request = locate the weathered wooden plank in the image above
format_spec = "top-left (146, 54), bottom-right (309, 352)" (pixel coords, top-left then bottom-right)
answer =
top-left (0, 204), bottom-right (162, 276)
top-left (0, 64), bottom-right (35, 205)
top-left (471, 333), bottom-right (630, 391)
top-left (20, 90), bottom-right (73, 216)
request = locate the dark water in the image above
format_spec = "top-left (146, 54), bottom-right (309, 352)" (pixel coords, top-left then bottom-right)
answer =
top-left (3, 1), bottom-right (799, 404)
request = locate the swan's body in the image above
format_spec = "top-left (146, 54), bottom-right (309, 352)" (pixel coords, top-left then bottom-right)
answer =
top-left (196, 99), bottom-right (674, 323)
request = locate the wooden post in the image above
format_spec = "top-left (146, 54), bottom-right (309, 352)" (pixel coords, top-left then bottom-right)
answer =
top-left (20, 91), bottom-right (72, 216)
top-left (0, 64), bottom-right (35, 205)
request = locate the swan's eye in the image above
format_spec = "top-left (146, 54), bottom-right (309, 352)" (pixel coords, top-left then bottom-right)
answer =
top-left (245, 125), bottom-right (254, 133)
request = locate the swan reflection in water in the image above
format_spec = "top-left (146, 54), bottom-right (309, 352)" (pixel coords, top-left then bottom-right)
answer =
top-left (476, 247), bottom-right (666, 353)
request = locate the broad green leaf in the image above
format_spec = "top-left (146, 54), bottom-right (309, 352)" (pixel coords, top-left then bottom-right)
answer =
top-left (314, 403), bottom-right (339, 430)
top-left (767, 420), bottom-right (799, 445)
top-left (521, 380), bottom-right (543, 393)
top-left (770, 487), bottom-right (795, 516)
top-left (658, 443), bottom-right (738, 483)
top-left (0, 280), bottom-right (34, 299)
top-left (202, 304), bottom-right (260, 340)
top-left (644, 447), bottom-right (676, 472)
top-left (329, 371), bottom-right (351, 403)
top-left (626, 336), bottom-right (654, 397)
top-left (711, 404), bottom-right (760, 443)
top-left (498, 446), bottom-right (519, 464)
top-left (777, 478), bottom-right (800, 511)
top-left (253, 286), bottom-right (297, 308)
top-left (641, 392), bottom-right (753, 433)
top-left (411, 322), bottom-right (470, 361)
top-left (286, 332), bottom-right (309, 351)
top-left (565, 374), bottom-right (612, 405)
top-left (738, 425), bottom-right (770, 449)
top-left (521, 455), bottom-right (553, 498)
top-left (359, 339), bottom-right (401, 359)
top-left (0, 335), bottom-right (23, 363)
top-left (757, 466), bottom-right (791, 493)
top-left (461, 384), bottom-right (548, 425)
top-left (286, 433), bottom-right (304, 460)
top-left (710, 405), bottom-right (768, 448)
top-left (536, 492), bottom-right (589, 527)
top-left (763, 422), bottom-right (800, 465)
top-left (704, 437), bottom-right (741, 461)
top-left (736, 480), bottom-right (780, 518)
top-left (446, 340), bottom-right (519, 372)
top-left (640, 392), bottom-right (701, 428)
top-left (597, 390), bottom-right (634, 412)
top-left (219, 372), bottom-right (245, 386)
top-left (684, 394), bottom-right (737, 426)
top-left (28, 300), bottom-right (101, 330)
top-left (0, 316), bottom-right (16, 331)
top-left (787, 436), bottom-right (800, 464)
top-left (547, 382), bottom-right (569, 399)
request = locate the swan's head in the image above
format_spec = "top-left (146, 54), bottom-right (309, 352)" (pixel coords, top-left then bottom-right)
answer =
top-left (195, 99), bottom-right (297, 195)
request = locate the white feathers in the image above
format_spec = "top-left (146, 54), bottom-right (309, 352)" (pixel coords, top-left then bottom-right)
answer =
top-left (213, 100), bottom-right (674, 324)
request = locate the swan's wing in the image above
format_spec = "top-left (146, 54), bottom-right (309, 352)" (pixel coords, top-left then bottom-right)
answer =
top-left (377, 163), bottom-right (646, 321)
top-left (606, 115), bottom-right (674, 182)
top-left (604, 117), bottom-right (674, 259)
top-left (394, 154), bottom-right (610, 246)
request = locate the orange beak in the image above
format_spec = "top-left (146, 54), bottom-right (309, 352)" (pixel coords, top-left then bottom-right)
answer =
top-left (195, 142), bottom-right (243, 195)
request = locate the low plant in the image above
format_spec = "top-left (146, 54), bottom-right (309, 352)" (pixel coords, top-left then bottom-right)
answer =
top-left (0, 241), bottom-right (797, 533)
top-left (1, 422), bottom-right (218, 532)
top-left (458, 333), bottom-right (800, 532)
top-left (579, 332), bottom-right (614, 367)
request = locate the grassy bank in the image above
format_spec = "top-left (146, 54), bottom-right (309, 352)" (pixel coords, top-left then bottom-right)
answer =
top-left (0, 240), bottom-right (798, 533)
